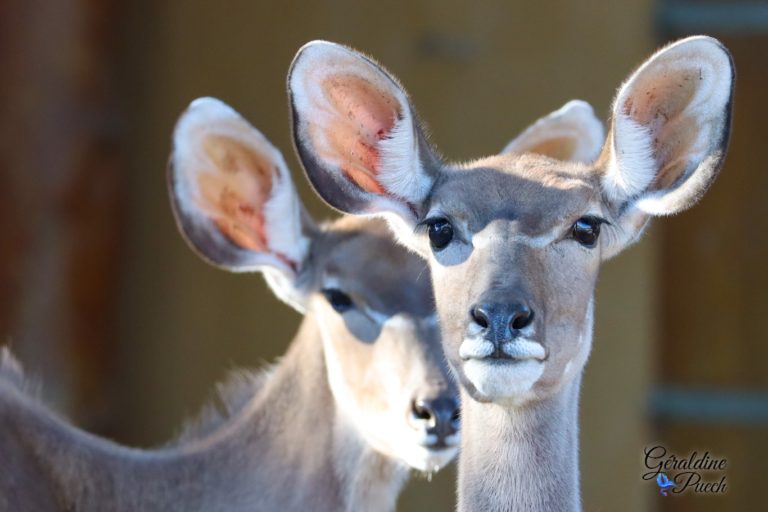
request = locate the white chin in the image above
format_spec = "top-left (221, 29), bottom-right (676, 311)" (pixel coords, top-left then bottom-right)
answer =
top-left (401, 444), bottom-right (459, 473)
top-left (463, 359), bottom-right (544, 401)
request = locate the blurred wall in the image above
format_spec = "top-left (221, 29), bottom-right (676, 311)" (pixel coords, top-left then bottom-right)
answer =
top-left (113, 1), bottom-right (655, 510)
top-left (0, 0), bottom-right (124, 430)
top-left (653, 27), bottom-right (768, 510)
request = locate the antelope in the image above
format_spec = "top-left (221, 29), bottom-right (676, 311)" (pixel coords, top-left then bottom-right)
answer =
top-left (0, 97), bottom-right (460, 512)
top-left (288, 36), bottom-right (734, 511)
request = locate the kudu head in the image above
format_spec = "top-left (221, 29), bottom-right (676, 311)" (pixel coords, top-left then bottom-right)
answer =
top-left (167, 98), bottom-right (459, 471)
top-left (289, 37), bottom-right (733, 406)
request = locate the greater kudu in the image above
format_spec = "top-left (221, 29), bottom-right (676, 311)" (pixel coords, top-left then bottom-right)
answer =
top-left (0, 98), bottom-right (459, 512)
top-left (288, 37), bottom-right (733, 511)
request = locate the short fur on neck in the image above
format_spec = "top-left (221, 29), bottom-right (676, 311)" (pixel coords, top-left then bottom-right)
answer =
top-left (0, 317), bottom-right (409, 512)
top-left (457, 376), bottom-right (582, 512)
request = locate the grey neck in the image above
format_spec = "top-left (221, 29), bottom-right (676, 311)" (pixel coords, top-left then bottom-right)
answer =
top-left (457, 374), bottom-right (582, 512)
top-left (189, 313), bottom-right (409, 512)
top-left (15, 314), bottom-right (409, 512)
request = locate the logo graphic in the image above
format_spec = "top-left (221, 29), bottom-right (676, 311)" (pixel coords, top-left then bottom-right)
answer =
top-left (643, 445), bottom-right (728, 496)
top-left (656, 473), bottom-right (676, 496)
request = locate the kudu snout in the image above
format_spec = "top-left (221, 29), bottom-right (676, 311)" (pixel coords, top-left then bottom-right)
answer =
top-left (469, 299), bottom-right (535, 354)
top-left (408, 395), bottom-right (460, 448)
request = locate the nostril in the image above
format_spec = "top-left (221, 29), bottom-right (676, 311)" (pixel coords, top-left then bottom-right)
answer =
top-left (510, 307), bottom-right (534, 330)
top-left (412, 397), bottom-right (460, 443)
top-left (470, 306), bottom-right (490, 329)
top-left (411, 400), bottom-right (434, 422)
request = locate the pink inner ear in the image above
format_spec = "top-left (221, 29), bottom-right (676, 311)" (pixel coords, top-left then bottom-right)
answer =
top-left (528, 137), bottom-right (577, 160)
top-left (195, 135), bottom-right (273, 252)
top-left (622, 68), bottom-right (698, 126)
top-left (621, 69), bottom-right (700, 187)
top-left (319, 74), bottom-right (400, 194)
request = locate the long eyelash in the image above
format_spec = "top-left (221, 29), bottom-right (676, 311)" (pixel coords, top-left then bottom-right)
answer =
top-left (581, 215), bottom-right (611, 227)
top-left (413, 219), bottom-right (430, 235)
top-left (414, 214), bottom-right (453, 235)
top-left (600, 218), bottom-right (628, 247)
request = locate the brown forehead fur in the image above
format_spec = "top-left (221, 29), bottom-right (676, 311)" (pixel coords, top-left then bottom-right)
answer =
top-left (311, 216), bottom-right (434, 317)
top-left (431, 153), bottom-right (603, 235)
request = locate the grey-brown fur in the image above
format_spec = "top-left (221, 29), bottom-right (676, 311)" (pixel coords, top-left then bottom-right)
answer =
top-left (0, 322), bottom-right (389, 511)
top-left (169, 366), bottom-right (275, 446)
top-left (0, 219), bottom-right (456, 512)
top-left (0, 93), bottom-right (460, 511)
top-left (289, 37), bottom-right (734, 511)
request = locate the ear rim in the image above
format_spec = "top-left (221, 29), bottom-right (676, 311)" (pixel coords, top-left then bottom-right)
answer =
top-left (501, 99), bottom-right (605, 163)
top-left (601, 35), bottom-right (735, 216)
top-left (287, 40), bottom-right (438, 226)
top-left (168, 97), bottom-right (313, 277)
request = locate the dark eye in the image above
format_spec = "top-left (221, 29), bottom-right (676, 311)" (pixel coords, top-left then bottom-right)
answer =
top-left (321, 288), bottom-right (354, 313)
top-left (427, 218), bottom-right (454, 251)
top-left (571, 217), bottom-right (603, 247)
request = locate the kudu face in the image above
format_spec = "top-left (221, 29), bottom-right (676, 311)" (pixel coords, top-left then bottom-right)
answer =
top-left (168, 98), bottom-right (459, 471)
top-left (289, 38), bottom-right (733, 405)
top-left (423, 158), bottom-right (604, 404)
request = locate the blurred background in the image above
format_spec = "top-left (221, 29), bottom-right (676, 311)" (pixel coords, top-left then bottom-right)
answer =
top-left (2, 0), bottom-right (767, 510)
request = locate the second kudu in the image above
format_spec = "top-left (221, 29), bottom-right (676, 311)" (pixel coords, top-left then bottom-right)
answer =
top-left (0, 98), bottom-right (459, 512)
top-left (288, 36), bottom-right (734, 511)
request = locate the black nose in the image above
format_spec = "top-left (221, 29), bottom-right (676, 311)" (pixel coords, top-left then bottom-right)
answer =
top-left (471, 302), bottom-right (534, 334)
top-left (409, 397), bottom-right (460, 448)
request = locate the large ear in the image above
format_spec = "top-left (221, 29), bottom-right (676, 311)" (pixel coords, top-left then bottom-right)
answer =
top-left (288, 41), bottom-right (439, 227)
top-left (601, 36), bottom-right (734, 218)
top-left (169, 97), bottom-right (315, 310)
top-left (501, 100), bottom-right (604, 163)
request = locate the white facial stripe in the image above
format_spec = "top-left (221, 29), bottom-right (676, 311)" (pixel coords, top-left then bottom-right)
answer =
top-left (471, 225), bottom-right (562, 249)
top-left (425, 207), bottom-right (566, 252)
top-left (470, 209), bottom-right (612, 251)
